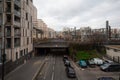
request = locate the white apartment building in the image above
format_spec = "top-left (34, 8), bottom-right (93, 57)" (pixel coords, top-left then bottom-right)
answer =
top-left (0, 0), bottom-right (36, 62)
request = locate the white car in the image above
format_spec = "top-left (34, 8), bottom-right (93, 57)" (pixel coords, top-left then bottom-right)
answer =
top-left (92, 58), bottom-right (103, 65)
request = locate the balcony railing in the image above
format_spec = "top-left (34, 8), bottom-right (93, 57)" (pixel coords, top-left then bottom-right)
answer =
top-left (6, 44), bottom-right (11, 48)
top-left (14, 32), bottom-right (21, 37)
top-left (6, 9), bottom-right (11, 13)
top-left (0, 32), bottom-right (2, 37)
top-left (6, 31), bottom-right (11, 37)
top-left (14, 10), bottom-right (21, 17)
top-left (0, 44), bottom-right (2, 49)
top-left (14, 0), bottom-right (21, 7)
top-left (0, 7), bottom-right (3, 13)
top-left (14, 21), bottom-right (20, 27)
top-left (14, 43), bottom-right (20, 47)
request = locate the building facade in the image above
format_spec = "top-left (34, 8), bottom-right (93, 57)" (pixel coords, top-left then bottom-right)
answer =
top-left (0, 0), bottom-right (35, 62)
top-left (105, 45), bottom-right (120, 63)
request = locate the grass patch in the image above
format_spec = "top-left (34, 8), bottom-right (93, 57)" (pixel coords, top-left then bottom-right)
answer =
top-left (76, 50), bottom-right (101, 61)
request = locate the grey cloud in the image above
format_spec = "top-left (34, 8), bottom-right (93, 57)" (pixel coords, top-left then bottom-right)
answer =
top-left (33, 0), bottom-right (120, 31)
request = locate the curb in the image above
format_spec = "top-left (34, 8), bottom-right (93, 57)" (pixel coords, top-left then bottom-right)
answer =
top-left (32, 60), bottom-right (45, 80)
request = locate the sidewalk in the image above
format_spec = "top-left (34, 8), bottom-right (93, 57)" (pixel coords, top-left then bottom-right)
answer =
top-left (4, 57), bottom-right (44, 80)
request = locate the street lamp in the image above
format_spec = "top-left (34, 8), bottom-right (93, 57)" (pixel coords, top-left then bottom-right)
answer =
top-left (1, 0), bottom-right (5, 80)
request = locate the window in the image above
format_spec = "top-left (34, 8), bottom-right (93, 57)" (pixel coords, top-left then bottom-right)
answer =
top-left (20, 50), bottom-right (23, 57)
top-left (16, 52), bottom-right (18, 60)
top-left (24, 49), bottom-right (26, 55)
top-left (28, 22), bottom-right (29, 29)
top-left (106, 47), bottom-right (110, 50)
top-left (26, 13), bottom-right (28, 20)
top-left (114, 49), bottom-right (118, 52)
top-left (27, 37), bottom-right (29, 44)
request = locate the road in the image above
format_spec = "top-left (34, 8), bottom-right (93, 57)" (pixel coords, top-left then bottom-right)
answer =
top-left (36, 55), bottom-right (77, 80)
top-left (5, 56), bottom-right (45, 80)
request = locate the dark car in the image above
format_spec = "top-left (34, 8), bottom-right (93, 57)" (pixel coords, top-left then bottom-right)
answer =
top-left (63, 55), bottom-right (68, 62)
top-left (64, 60), bottom-right (71, 66)
top-left (98, 77), bottom-right (115, 80)
top-left (100, 63), bottom-right (120, 72)
top-left (79, 60), bottom-right (87, 68)
top-left (65, 66), bottom-right (76, 78)
top-left (87, 60), bottom-right (96, 68)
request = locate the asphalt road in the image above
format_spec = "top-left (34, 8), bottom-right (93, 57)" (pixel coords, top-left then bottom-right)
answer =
top-left (5, 56), bottom-right (45, 80)
top-left (37, 55), bottom-right (77, 80)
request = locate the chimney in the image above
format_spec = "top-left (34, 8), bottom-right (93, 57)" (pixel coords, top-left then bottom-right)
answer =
top-left (106, 20), bottom-right (109, 40)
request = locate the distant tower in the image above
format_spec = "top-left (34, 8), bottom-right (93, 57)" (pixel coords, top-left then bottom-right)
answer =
top-left (106, 20), bottom-right (109, 40)
top-left (106, 20), bottom-right (111, 41)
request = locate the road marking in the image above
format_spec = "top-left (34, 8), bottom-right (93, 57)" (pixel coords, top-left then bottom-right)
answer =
top-left (51, 72), bottom-right (54, 80)
top-left (53, 65), bottom-right (55, 71)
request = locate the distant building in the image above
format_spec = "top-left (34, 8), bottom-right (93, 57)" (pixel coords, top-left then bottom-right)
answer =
top-left (80, 27), bottom-right (92, 42)
top-left (48, 28), bottom-right (56, 39)
top-left (92, 28), bottom-right (106, 43)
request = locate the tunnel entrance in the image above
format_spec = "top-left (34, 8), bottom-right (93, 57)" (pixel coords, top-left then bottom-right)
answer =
top-left (34, 47), bottom-right (69, 56)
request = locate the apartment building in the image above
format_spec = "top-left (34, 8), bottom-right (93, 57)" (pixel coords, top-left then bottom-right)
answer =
top-left (37, 19), bottom-right (48, 39)
top-left (0, 0), bottom-right (35, 62)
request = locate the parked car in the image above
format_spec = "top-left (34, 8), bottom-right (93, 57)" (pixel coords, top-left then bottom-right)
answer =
top-left (63, 55), bottom-right (68, 62)
top-left (64, 60), bottom-right (71, 66)
top-left (79, 60), bottom-right (87, 68)
top-left (87, 59), bottom-right (96, 68)
top-left (100, 62), bottom-right (120, 72)
top-left (92, 58), bottom-right (103, 65)
top-left (97, 77), bottom-right (115, 80)
top-left (103, 60), bottom-right (113, 64)
top-left (65, 66), bottom-right (76, 78)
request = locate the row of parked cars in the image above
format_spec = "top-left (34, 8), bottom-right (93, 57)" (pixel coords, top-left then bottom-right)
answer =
top-left (63, 55), bottom-right (76, 78)
top-left (78, 58), bottom-right (120, 72)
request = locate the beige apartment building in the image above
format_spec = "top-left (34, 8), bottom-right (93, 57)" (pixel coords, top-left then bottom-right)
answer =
top-left (37, 19), bottom-right (48, 39)
top-left (0, 0), bottom-right (36, 62)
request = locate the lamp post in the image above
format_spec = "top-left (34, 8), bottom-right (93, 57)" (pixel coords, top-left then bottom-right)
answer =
top-left (2, 0), bottom-right (5, 80)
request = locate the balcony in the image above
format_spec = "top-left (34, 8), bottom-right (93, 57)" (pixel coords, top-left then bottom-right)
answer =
top-left (14, 10), bottom-right (21, 17)
top-left (6, 31), bottom-right (11, 37)
top-left (6, 38), bottom-right (11, 48)
top-left (14, 0), bottom-right (21, 7)
top-left (14, 38), bottom-right (20, 47)
top-left (14, 32), bottom-right (21, 37)
top-left (0, 7), bottom-right (3, 13)
top-left (14, 21), bottom-right (20, 27)
top-left (0, 32), bottom-right (2, 37)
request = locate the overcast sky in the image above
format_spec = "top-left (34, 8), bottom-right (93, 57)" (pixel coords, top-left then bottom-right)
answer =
top-left (33, 0), bottom-right (120, 31)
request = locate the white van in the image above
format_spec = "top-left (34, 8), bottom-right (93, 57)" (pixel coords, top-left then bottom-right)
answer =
top-left (92, 58), bottom-right (103, 65)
